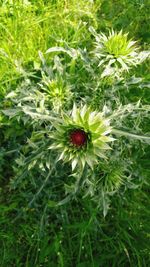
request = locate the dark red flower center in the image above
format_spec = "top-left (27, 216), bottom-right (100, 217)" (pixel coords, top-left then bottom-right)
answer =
top-left (69, 129), bottom-right (87, 147)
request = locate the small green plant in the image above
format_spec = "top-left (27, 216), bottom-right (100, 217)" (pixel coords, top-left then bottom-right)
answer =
top-left (38, 55), bottom-right (72, 112)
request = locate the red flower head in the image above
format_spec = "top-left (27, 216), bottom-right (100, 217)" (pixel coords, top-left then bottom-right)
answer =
top-left (70, 129), bottom-right (88, 147)
top-left (50, 104), bottom-right (113, 170)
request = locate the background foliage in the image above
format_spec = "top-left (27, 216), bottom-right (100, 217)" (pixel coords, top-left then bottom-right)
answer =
top-left (0, 0), bottom-right (150, 266)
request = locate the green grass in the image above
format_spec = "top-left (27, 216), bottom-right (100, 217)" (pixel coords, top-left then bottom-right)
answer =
top-left (0, 0), bottom-right (99, 97)
top-left (0, 0), bottom-right (150, 266)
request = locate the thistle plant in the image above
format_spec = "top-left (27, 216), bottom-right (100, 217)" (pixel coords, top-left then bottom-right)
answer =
top-left (2, 31), bottom-right (150, 215)
top-left (1, 2), bottom-right (150, 265)
top-left (49, 104), bottom-right (114, 171)
top-left (89, 27), bottom-right (149, 78)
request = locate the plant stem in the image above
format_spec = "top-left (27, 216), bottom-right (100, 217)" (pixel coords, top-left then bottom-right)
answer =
top-left (112, 129), bottom-right (150, 142)
top-left (28, 166), bottom-right (55, 207)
